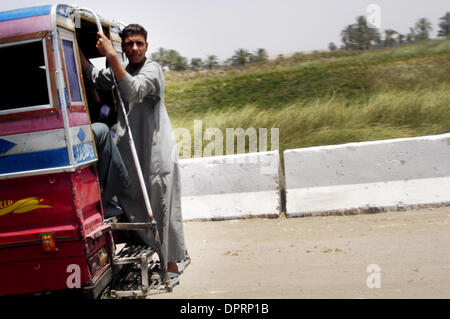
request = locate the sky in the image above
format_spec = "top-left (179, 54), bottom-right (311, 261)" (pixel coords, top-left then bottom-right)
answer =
top-left (1, 0), bottom-right (448, 61)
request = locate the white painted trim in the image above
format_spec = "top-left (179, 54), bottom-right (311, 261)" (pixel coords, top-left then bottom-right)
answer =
top-left (0, 125), bottom-right (92, 156)
top-left (284, 133), bottom-right (450, 217)
top-left (286, 177), bottom-right (450, 217)
top-left (181, 190), bottom-right (281, 221)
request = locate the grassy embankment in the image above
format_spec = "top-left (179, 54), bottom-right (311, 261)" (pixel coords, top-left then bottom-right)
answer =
top-left (164, 38), bottom-right (450, 159)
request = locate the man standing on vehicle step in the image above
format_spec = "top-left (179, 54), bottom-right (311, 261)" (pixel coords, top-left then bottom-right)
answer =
top-left (80, 24), bottom-right (187, 275)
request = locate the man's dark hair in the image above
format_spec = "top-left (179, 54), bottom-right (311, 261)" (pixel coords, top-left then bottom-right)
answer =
top-left (120, 24), bottom-right (148, 42)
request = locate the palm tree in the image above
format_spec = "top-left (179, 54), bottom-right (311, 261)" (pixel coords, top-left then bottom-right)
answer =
top-left (190, 58), bottom-right (203, 70)
top-left (328, 42), bottom-right (337, 51)
top-left (151, 47), bottom-right (170, 67)
top-left (172, 55), bottom-right (188, 71)
top-left (437, 12), bottom-right (450, 37)
top-left (414, 18), bottom-right (433, 41)
top-left (341, 24), bottom-right (357, 50)
top-left (384, 29), bottom-right (398, 47)
top-left (355, 16), bottom-right (380, 50)
top-left (204, 55), bottom-right (218, 69)
top-left (406, 27), bottom-right (416, 43)
top-left (232, 48), bottom-right (252, 66)
top-left (250, 48), bottom-right (268, 63)
top-left (341, 16), bottom-right (380, 50)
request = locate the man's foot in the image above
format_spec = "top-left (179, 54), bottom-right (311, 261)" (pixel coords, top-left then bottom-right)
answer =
top-left (177, 254), bottom-right (191, 274)
top-left (150, 271), bottom-right (178, 280)
top-left (167, 261), bottom-right (179, 273)
top-left (149, 260), bottom-right (184, 281)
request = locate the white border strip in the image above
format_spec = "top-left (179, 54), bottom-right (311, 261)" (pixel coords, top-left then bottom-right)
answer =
top-left (286, 177), bottom-right (450, 217)
top-left (0, 125), bottom-right (92, 156)
top-left (182, 190), bottom-right (281, 221)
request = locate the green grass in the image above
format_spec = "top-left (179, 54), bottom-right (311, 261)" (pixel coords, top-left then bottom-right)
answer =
top-left (165, 38), bottom-right (450, 158)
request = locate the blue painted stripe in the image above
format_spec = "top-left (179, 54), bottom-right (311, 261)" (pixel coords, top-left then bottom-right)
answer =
top-left (0, 148), bottom-right (69, 174)
top-left (0, 5), bottom-right (52, 22)
top-left (64, 88), bottom-right (69, 108)
top-left (0, 138), bottom-right (16, 155)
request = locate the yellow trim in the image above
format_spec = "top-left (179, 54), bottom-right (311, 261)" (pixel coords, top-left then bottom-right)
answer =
top-left (0, 197), bottom-right (52, 217)
top-left (56, 21), bottom-right (76, 32)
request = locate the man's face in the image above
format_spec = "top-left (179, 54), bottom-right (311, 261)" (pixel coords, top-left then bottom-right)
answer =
top-left (122, 34), bottom-right (148, 65)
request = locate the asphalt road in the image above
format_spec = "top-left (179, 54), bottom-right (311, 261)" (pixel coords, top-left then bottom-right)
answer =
top-left (151, 206), bottom-right (450, 299)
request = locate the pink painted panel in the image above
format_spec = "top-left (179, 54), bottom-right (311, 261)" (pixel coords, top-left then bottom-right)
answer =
top-left (0, 113), bottom-right (64, 136)
top-left (0, 15), bottom-right (51, 39)
top-left (68, 110), bottom-right (90, 127)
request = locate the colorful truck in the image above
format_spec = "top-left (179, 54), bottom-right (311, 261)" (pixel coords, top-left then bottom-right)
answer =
top-left (0, 4), bottom-right (181, 298)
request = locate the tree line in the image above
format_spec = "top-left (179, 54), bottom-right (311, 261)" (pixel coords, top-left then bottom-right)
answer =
top-left (150, 47), bottom-right (269, 71)
top-left (150, 11), bottom-right (450, 71)
top-left (329, 12), bottom-right (450, 51)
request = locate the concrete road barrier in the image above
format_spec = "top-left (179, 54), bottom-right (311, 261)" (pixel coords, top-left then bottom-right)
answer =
top-left (284, 133), bottom-right (450, 217)
top-left (179, 151), bottom-right (283, 221)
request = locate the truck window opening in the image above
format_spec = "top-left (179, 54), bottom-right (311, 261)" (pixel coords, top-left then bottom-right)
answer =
top-left (62, 39), bottom-right (83, 103)
top-left (0, 39), bottom-right (50, 111)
